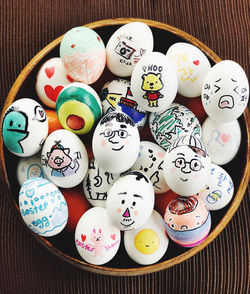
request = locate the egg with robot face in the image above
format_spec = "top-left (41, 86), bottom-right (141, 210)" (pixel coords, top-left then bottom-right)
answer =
top-left (1, 98), bottom-right (48, 157)
top-left (106, 171), bottom-right (155, 231)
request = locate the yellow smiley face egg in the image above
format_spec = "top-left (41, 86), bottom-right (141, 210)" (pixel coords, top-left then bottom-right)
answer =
top-left (134, 229), bottom-right (160, 254)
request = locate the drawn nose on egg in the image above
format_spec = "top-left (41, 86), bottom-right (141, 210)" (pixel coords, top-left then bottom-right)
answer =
top-left (123, 208), bottom-right (131, 218)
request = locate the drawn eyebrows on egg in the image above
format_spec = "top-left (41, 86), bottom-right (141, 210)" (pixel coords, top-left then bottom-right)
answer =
top-left (215, 78), bottom-right (221, 83)
top-left (133, 194), bottom-right (143, 199)
top-left (118, 192), bottom-right (127, 195)
top-left (120, 124), bottom-right (127, 128)
top-left (177, 152), bottom-right (185, 156)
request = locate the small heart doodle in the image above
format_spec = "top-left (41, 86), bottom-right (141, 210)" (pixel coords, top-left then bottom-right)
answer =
top-left (221, 133), bottom-right (231, 143)
top-left (44, 85), bottom-right (64, 102)
top-left (26, 188), bottom-right (35, 198)
top-left (45, 66), bottom-right (55, 79)
top-left (110, 234), bottom-right (116, 240)
top-left (193, 60), bottom-right (200, 66)
top-left (81, 234), bottom-right (87, 242)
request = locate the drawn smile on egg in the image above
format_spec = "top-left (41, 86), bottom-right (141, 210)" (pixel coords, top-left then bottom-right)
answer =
top-left (180, 178), bottom-right (188, 182)
top-left (218, 95), bottom-right (234, 109)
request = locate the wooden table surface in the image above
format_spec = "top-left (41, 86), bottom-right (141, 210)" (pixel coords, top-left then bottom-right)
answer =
top-left (0, 1), bottom-right (249, 293)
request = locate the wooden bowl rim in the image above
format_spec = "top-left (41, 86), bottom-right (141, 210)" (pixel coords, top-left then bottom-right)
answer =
top-left (0, 18), bottom-right (249, 276)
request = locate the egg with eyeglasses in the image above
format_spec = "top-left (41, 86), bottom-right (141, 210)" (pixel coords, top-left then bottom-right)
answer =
top-left (106, 22), bottom-right (154, 77)
top-left (124, 210), bottom-right (169, 265)
top-left (201, 60), bottom-right (249, 122)
top-left (131, 52), bottom-right (178, 112)
top-left (166, 42), bottom-right (212, 98)
top-left (19, 177), bottom-right (68, 237)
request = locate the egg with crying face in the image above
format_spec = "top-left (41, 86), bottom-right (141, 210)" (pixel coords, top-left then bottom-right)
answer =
top-left (163, 135), bottom-right (211, 196)
top-left (92, 111), bottom-right (140, 173)
top-left (201, 60), bottom-right (249, 122)
top-left (106, 171), bottom-right (155, 231)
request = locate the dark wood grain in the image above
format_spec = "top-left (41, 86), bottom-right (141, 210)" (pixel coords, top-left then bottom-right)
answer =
top-left (0, 1), bottom-right (249, 293)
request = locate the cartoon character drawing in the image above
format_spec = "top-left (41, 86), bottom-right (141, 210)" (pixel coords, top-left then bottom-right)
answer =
top-left (43, 141), bottom-right (80, 177)
top-left (115, 41), bottom-right (136, 60)
top-left (90, 228), bottom-right (106, 257)
top-left (2, 107), bottom-right (29, 153)
top-left (141, 73), bottom-right (164, 107)
top-left (27, 164), bottom-right (45, 180)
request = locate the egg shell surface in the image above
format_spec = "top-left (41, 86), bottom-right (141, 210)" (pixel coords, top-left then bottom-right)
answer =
top-left (164, 196), bottom-right (211, 247)
top-left (36, 57), bottom-right (73, 108)
top-left (106, 171), bottom-right (155, 231)
top-left (166, 42), bottom-right (212, 97)
top-left (2, 98), bottom-right (48, 157)
top-left (201, 60), bottom-right (249, 122)
top-left (195, 164), bottom-right (234, 210)
top-left (106, 22), bottom-right (154, 77)
top-left (41, 129), bottom-right (88, 188)
top-left (92, 111), bottom-right (140, 173)
top-left (100, 78), bottom-right (147, 129)
top-left (163, 135), bottom-right (211, 196)
top-left (124, 210), bottom-right (169, 265)
top-left (19, 177), bottom-right (68, 237)
top-left (60, 26), bottom-right (106, 84)
top-left (75, 207), bottom-right (121, 265)
top-left (149, 103), bottom-right (202, 151)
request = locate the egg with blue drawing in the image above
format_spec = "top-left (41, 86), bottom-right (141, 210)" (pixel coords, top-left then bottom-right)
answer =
top-left (1, 98), bottom-right (48, 157)
top-left (56, 82), bottom-right (102, 135)
top-left (19, 177), bottom-right (68, 237)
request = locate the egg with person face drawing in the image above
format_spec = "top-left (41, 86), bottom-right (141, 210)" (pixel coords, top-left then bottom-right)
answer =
top-left (92, 112), bottom-right (140, 173)
top-left (106, 171), bottom-right (155, 231)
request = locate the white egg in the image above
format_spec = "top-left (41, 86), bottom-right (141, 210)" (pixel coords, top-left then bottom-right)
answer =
top-left (195, 164), bottom-right (234, 210)
top-left (19, 178), bottom-right (68, 237)
top-left (83, 158), bottom-right (120, 207)
top-left (163, 135), bottom-right (211, 196)
top-left (92, 111), bottom-right (140, 173)
top-left (100, 78), bottom-right (147, 129)
top-left (124, 210), bottom-right (169, 265)
top-left (149, 103), bottom-right (202, 151)
top-left (17, 153), bottom-right (46, 186)
top-left (41, 129), bottom-right (88, 188)
top-left (131, 141), bottom-right (169, 194)
top-left (1, 98), bottom-right (48, 157)
top-left (36, 57), bottom-right (73, 108)
top-left (131, 52), bottom-right (178, 112)
top-left (201, 60), bottom-right (249, 122)
top-left (106, 22), bottom-right (154, 77)
top-left (166, 42), bottom-right (212, 97)
top-left (75, 207), bottom-right (121, 265)
top-left (106, 171), bottom-right (155, 231)
top-left (202, 117), bottom-right (241, 165)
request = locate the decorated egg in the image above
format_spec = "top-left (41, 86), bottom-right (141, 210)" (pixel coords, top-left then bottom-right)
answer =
top-left (100, 79), bottom-right (147, 129)
top-left (166, 42), bottom-right (212, 97)
top-left (17, 153), bottom-right (46, 186)
top-left (149, 103), bottom-right (202, 151)
top-left (164, 196), bottom-right (211, 247)
top-left (92, 111), bottom-right (140, 173)
top-left (83, 158), bottom-right (120, 208)
top-left (41, 129), bottom-right (88, 188)
top-left (163, 135), bottom-right (211, 196)
top-left (75, 207), bottom-right (121, 265)
top-left (106, 22), bottom-right (154, 77)
top-left (59, 26), bottom-right (106, 84)
top-left (1, 98), bottom-right (48, 157)
top-left (106, 171), bottom-right (154, 231)
top-left (202, 117), bottom-right (241, 165)
top-left (201, 60), bottom-right (249, 122)
top-left (45, 109), bottom-right (63, 135)
top-left (19, 178), bottom-right (68, 237)
top-left (36, 57), bottom-right (73, 108)
top-left (60, 187), bottom-right (91, 233)
top-left (131, 52), bottom-right (178, 113)
top-left (131, 141), bottom-right (169, 194)
top-left (56, 82), bottom-right (102, 135)
top-left (195, 164), bottom-right (234, 210)
top-left (124, 210), bottom-right (169, 265)
top-left (154, 190), bottom-right (178, 218)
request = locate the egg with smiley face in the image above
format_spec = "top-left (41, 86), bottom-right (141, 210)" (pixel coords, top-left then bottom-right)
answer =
top-left (124, 210), bottom-right (169, 265)
top-left (202, 60), bottom-right (249, 122)
top-left (163, 135), bottom-right (211, 196)
top-left (106, 171), bottom-right (154, 231)
top-left (92, 112), bottom-right (140, 173)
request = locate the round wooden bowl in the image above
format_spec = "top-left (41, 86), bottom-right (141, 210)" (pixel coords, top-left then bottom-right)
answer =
top-left (0, 18), bottom-right (249, 276)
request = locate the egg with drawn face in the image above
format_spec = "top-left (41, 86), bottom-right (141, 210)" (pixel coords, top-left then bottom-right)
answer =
top-left (163, 135), bottom-right (211, 196)
top-left (1, 98), bottom-right (48, 157)
top-left (92, 112), bottom-right (140, 173)
top-left (106, 171), bottom-right (155, 231)
top-left (164, 196), bottom-right (211, 247)
top-left (131, 141), bottom-right (169, 194)
top-left (124, 210), bottom-right (169, 265)
top-left (202, 60), bottom-right (249, 122)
